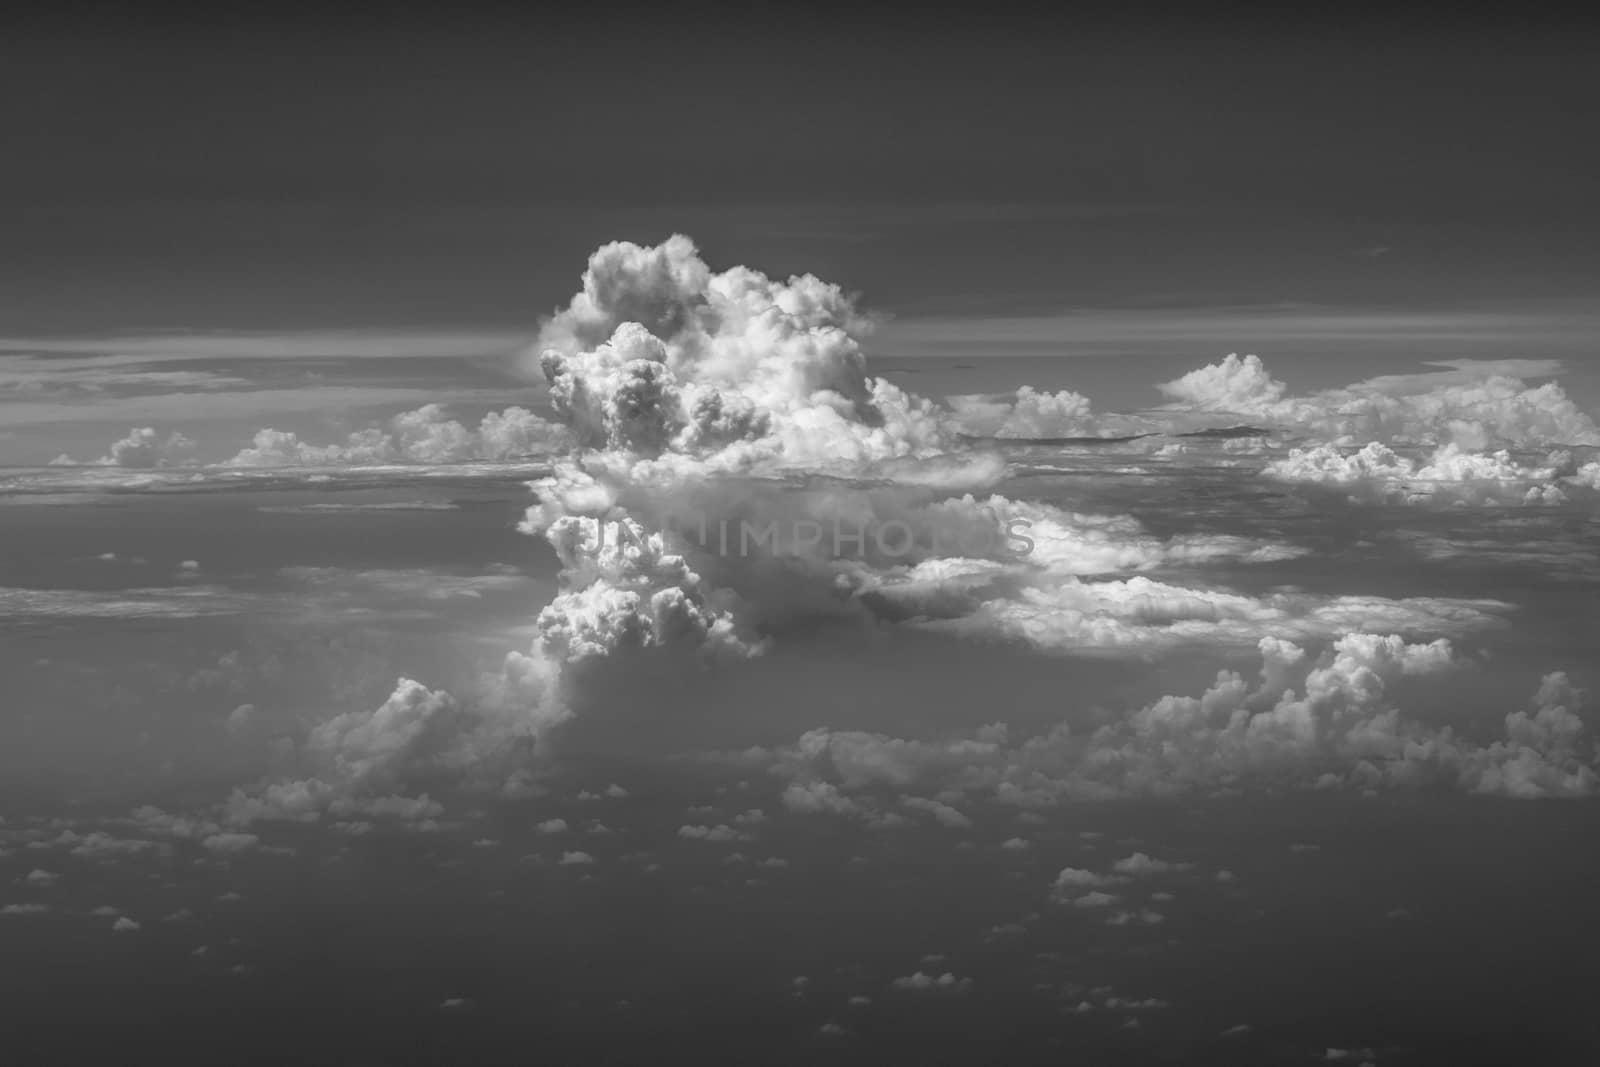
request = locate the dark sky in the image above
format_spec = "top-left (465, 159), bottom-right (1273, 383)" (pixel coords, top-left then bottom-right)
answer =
top-left (4, 8), bottom-right (1598, 332)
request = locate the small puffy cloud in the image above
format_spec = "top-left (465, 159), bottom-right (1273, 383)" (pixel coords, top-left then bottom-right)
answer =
top-left (535, 819), bottom-right (568, 834)
top-left (70, 427), bottom-right (199, 469)
top-left (1070, 891), bottom-right (1120, 909)
top-left (65, 832), bottom-right (159, 860)
top-left (226, 404), bottom-right (568, 468)
top-left (677, 824), bottom-right (748, 843)
top-left (224, 704), bottom-right (257, 735)
top-left (1052, 867), bottom-right (1118, 891)
top-left (1106, 909), bottom-right (1165, 926)
top-left (900, 796), bottom-right (972, 828)
top-left (1106, 996), bottom-right (1169, 1010)
top-left (112, 916), bottom-right (141, 933)
top-left (781, 781), bottom-right (862, 816)
top-left (1, 903), bottom-right (49, 915)
top-left (559, 851), bottom-right (596, 866)
top-left (889, 971), bottom-right (974, 993)
top-left (1110, 852), bottom-right (1193, 877)
top-left (202, 833), bottom-right (260, 854)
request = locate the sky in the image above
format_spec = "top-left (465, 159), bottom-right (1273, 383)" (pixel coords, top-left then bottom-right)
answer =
top-left (5, 9), bottom-right (1600, 466)
top-left (4, 10), bottom-right (1599, 333)
top-left (6, 11), bottom-right (1600, 1065)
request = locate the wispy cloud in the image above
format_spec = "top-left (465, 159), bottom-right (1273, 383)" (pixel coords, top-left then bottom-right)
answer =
top-left (872, 299), bottom-right (1600, 356)
top-left (0, 328), bottom-right (534, 363)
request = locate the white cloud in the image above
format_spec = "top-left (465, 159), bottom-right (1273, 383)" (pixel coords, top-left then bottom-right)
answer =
top-left (202, 833), bottom-right (260, 854)
top-left (1157, 353), bottom-right (1600, 448)
top-left (753, 633), bottom-right (1598, 804)
top-left (946, 386), bottom-right (1100, 439)
top-left (226, 404), bottom-right (568, 467)
top-left (1052, 867), bottom-right (1119, 891)
top-left (677, 824), bottom-right (748, 843)
top-left (889, 971), bottom-right (973, 992)
top-left (900, 796), bottom-right (973, 828)
top-left (1264, 441), bottom-right (1579, 506)
top-left (1110, 852), bottom-right (1193, 876)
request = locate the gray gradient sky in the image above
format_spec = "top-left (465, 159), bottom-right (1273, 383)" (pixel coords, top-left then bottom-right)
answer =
top-left (4, 10), bottom-right (1597, 333)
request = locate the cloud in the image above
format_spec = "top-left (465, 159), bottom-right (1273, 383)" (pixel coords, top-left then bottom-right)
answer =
top-left (946, 386), bottom-right (1102, 439)
top-left (0, 586), bottom-right (253, 622)
top-left (526, 513), bottom-right (762, 665)
top-left (202, 832), bottom-right (260, 854)
top-left (781, 780), bottom-right (863, 815)
top-left (752, 633), bottom-right (1598, 804)
top-left (889, 971), bottom-right (974, 992)
top-left (1157, 353), bottom-right (1599, 448)
top-left (677, 824), bottom-right (748, 843)
top-left (1110, 852), bottom-right (1192, 876)
top-left (900, 796), bottom-right (973, 828)
top-left (64, 832), bottom-right (160, 860)
top-left (50, 426), bottom-right (198, 468)
top-left (305, 679), bottom-right (470, 786)
top-left (531, 235), bottom-right (951, 475)
top-left (211, 666), bottom-right (564, 829)
top-left (226, 404), bottom-right (568, 467)
top-left (0, 328), bottom-right (532, 363)
top-left (907, 573), bottom-right (1509, 658)
top-left (1264, 442), bottom-right (1580, 505)
top-left (1106, 909), bottom-right (1165, 926)
top-left (1052, 867), bottom-right (1119, 892)
top-left (1, 904), bottom-right (49, 915)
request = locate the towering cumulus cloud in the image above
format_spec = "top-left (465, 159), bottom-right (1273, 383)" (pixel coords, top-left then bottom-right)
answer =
top-left (531, 234), bottom-right (950, 477)
top-left (508, 236), bottom-right (991, 702)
